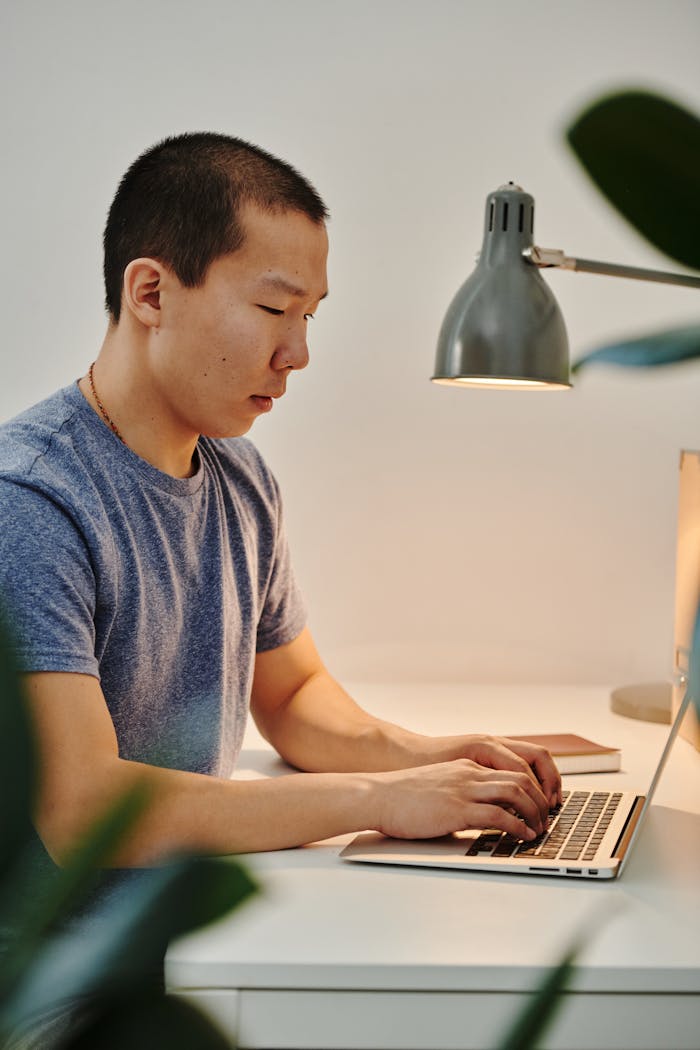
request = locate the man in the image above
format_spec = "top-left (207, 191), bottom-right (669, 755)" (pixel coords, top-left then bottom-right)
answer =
top-left (0, 133), bottom-right (560, 869)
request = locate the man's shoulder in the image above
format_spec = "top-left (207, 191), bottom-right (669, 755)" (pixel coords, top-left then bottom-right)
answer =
top-left (0, 385), bottom-right (98, 509)
top-left (0, 386), bottom-right (82, 472)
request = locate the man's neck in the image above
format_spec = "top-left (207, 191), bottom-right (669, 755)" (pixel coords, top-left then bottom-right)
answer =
top-left (79, 331), bottom-right (199, 479)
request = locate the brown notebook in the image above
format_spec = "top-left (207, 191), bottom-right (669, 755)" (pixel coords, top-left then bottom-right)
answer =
top-left (510, 733), bottom-right (621, 774)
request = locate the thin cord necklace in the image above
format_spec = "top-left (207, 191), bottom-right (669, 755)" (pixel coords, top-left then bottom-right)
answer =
top-left (88, 362), bottom-right (124, 443)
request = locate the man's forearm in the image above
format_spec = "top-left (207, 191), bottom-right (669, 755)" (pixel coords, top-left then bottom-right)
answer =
top-left (253, 670), bottom-right (443, 773)
top-left (44, 756), bottom-right (378, 867)
top-left (252, 671), bottom-right (561, 809)
top-left (42, 726), bottom-right (559, 868)
top-left (72, 747), bottom-right (552, 868)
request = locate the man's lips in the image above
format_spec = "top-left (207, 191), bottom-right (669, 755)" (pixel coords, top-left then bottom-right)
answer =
top-left (250, 392), bottom-right (283, 412)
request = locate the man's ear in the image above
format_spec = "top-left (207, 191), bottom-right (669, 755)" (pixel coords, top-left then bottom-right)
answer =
top-left (122, 258), bottom-right (165, 328)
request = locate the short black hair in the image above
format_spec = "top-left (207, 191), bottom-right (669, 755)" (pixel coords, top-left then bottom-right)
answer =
top-left (103, 132), bottom-right (329, 322)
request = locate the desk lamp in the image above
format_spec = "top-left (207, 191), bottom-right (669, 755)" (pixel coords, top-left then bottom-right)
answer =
top-left (432, 182), bottom-right (700, 390)
top-left (432, 182), bottom-right (700, 721)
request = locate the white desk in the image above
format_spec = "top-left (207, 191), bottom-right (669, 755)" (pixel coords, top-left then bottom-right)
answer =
top-left (166, 684), bottom-right (700, 1050)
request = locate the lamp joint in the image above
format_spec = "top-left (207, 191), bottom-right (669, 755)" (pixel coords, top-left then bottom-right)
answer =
top-left (523, 246), bottom-right (575, 269)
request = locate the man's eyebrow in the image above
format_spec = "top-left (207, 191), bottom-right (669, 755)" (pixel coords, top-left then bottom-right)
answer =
top-left (258, 275), bottom-right (329, 301)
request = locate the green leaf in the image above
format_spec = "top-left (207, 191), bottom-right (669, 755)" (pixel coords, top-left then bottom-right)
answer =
top-left (572, 324), bottom-right (700, 373)
top-left (496, 947), bottom-right (578, 1050)
top-left (0, 856), bottom-right (257, 1037)
top-left (0, 786), bottom-right (148, 999)
top-left (0, 614), bottom-right (36, 885)
top-left (566, 90), bottom-right (700, 271)
top-left (62, 989), bottom-right (234, 1050)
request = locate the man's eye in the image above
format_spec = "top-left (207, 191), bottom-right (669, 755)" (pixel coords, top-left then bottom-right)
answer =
top-left (258, 305), bottom-right (284, 316)
top-left (304, 313), bottom-right (315, 322)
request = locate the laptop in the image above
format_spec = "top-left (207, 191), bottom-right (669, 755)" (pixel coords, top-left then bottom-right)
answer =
top-left (342, 451), bottom-right (699, 881)
top-left (341, 689), bottom-right (692, 880)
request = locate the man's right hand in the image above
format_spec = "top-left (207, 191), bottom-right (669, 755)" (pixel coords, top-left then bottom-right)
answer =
top-left (369, 758), bottom-right (548, 842)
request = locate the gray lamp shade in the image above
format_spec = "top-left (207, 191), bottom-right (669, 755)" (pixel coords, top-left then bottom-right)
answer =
top-left (432, 184), bottom-right (571, 389)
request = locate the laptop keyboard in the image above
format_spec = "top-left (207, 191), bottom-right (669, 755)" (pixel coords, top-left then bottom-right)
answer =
top-left (466, 790), bottom-right (624, 862)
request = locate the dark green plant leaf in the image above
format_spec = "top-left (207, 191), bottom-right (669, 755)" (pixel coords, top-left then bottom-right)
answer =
top-left (496, 946), bottom-right (578, 1050)
top-left (0, 614), bottom-right (36, 885)
top-left (1, 856), bottom-right (256, 1037)
top-left (572, 324), bottom-right (700, 373)
top-left (63, 988), bottom-right (234, 1050)
top-left (0, 785), bottom-right (148, 1000)
top-left (567, 90), bottom-right (700, 271)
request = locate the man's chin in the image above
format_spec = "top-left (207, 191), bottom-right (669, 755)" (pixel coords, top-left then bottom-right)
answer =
top-left (200, 418), bottom-right (254, 440)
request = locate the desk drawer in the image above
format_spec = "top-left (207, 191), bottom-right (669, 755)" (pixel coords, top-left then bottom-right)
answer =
top-left (175, 987), bottom-right (700, 1050)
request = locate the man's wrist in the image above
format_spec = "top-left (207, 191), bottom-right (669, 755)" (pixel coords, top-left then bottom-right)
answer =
top-left (373, 723), bottom-right (465, 770)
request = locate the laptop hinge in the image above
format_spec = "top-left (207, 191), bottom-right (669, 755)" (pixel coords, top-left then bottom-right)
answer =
top-left (612, 796), bottom-right (645, 859)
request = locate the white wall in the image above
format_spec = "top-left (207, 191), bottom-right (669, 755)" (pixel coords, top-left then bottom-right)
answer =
top-left (2, 0), bottom-right (699, 686)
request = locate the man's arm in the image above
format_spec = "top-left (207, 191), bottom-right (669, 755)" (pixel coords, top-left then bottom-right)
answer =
top-left (251, 628), bottom-right (562, 807)
top-left (26, 660), bottom-right (553, 867)
top-left (26, 670), bottom-right (374, 865)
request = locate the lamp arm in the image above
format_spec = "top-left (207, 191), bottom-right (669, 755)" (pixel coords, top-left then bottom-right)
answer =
top-left (523, 246), bottom-right (700, 289)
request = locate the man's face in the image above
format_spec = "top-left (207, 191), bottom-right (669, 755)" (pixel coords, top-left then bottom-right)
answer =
top-left (152, 202), bottom-right (329, 439)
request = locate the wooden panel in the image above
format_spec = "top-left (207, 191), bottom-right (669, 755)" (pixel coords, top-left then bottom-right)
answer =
top-left (674, 450), bottom-right (700, 750)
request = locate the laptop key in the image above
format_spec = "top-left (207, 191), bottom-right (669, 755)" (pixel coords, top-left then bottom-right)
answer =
top-left (466, 832), bottom-right (504, 856)
top-left (493, 837), bottom-right (519, 857)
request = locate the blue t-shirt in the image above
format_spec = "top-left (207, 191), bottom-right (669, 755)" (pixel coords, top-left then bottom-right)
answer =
top-left (0, 382), bottom-right (306, 777)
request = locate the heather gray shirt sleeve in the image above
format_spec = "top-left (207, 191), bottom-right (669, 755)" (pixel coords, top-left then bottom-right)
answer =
top-left (0, 479), bottom-right (100, 677)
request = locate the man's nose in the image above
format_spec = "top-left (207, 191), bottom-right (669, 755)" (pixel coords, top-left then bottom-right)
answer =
top-left (273, 326), bottom-right (310, 372)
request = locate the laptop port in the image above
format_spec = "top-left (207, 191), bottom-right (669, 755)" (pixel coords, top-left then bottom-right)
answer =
top-left (565, 868), bottom-right (582, 874)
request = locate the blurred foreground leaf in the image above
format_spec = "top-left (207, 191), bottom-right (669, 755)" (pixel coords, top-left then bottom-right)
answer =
top-left (573, 323), bottom-right (700, 373)
top-left (496, 944), bottom-right (579, 1050)
top-left (0, 599), bottom-right (256, 1049)
top-left (0, 617), bottom-right (35, 888)
top-left (55, 988), bottom-right (233, 1050)
top-left (567, 90), bottom-right (700, 270)
top-left (0, 785), bottom-right (147, 1002)
top-left (1, 855), bottom-right (256, 1039)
